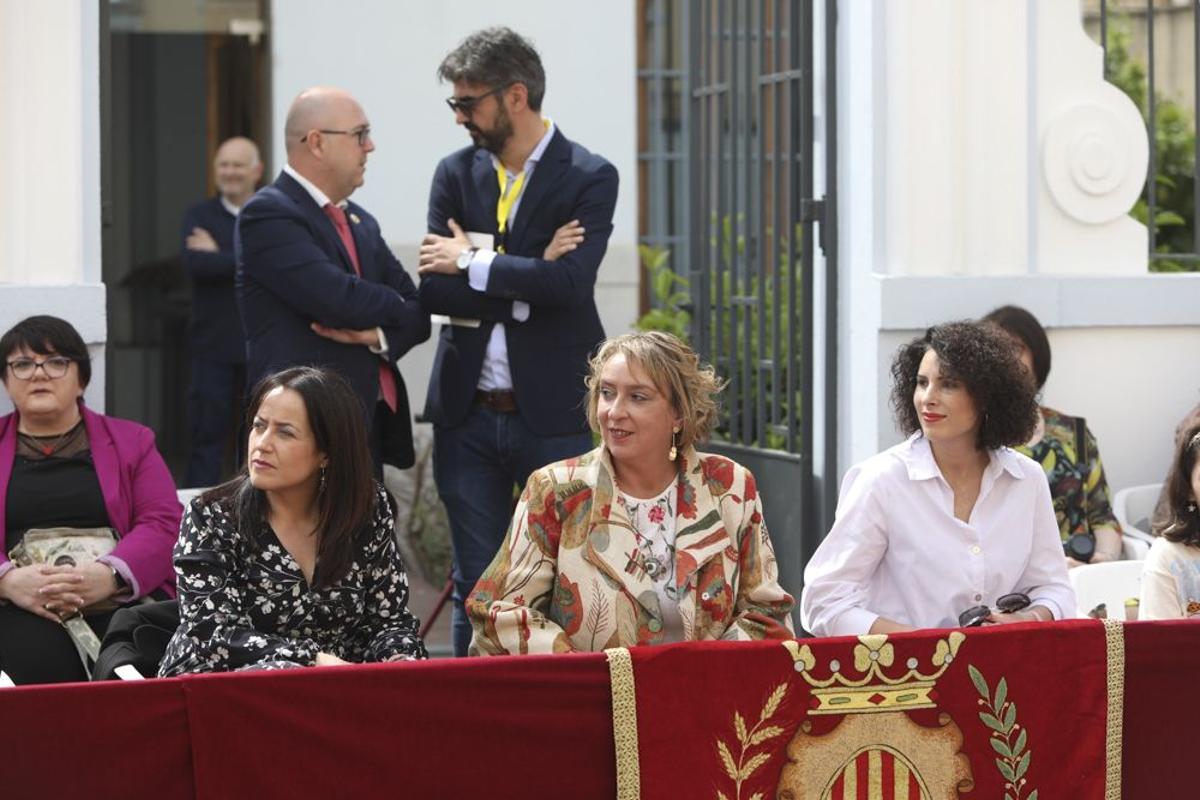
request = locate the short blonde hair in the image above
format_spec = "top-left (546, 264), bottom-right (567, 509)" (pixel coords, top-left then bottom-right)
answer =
top-left (584, 331), bottom-right (724, 450)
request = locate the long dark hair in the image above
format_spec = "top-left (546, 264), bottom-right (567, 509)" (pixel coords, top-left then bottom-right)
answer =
top-left (202, 367), bottom-right (376, 588)
top-left (1162, 423), bottom-right (1200, 547)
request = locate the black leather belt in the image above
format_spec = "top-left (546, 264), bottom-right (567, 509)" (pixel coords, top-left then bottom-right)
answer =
top-left (474, 389), bottom-right (518, 413)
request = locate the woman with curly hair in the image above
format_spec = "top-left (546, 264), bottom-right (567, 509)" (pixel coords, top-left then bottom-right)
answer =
top-left (983, 305), bottom-right (1123, 566)
top-left (467, 331), bottom-right (795, 655)
top-left (1139, 424), bottom-right (1200, 619)
top-left (801, 321), bottom-right (1075, 636)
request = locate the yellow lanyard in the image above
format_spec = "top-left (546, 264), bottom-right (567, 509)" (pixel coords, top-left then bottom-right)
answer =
top-left (495, 167), bottom-right (527, 253)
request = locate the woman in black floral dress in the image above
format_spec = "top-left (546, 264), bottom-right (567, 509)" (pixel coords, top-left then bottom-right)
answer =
top-left (159, 367), bottom-right (426, 675)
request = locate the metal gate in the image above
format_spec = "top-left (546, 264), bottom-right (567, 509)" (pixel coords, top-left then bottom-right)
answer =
top-left (686, 0), bottom-right (837, 600)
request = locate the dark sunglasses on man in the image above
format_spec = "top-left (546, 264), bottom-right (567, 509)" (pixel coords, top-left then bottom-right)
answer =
top-left (957, 592), bottom-right (1032, 628)
top-left (444, 83), bottom-right (511, 115)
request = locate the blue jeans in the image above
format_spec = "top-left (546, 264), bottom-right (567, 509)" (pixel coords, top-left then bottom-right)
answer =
top-left (434, 405), bottom-right (592, 656)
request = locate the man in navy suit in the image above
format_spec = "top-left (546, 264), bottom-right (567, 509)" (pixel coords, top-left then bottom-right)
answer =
top-left (419, 28), bottom-right (619, 655)
top-left (236, 87), bottom-right (429, 471)
top-left (181, 136), bottom-right (262, 488)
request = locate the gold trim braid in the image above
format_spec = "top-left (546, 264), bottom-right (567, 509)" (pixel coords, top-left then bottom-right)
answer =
top-left (605, 647), bottom-right (641, 799)
top-left (1103, 619), bottom-right (1125, 800)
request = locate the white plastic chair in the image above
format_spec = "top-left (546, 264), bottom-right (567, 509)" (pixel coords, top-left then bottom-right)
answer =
top-left (1112, 483), bottom-right (1162, 543)
top-left (176, 488), bottom-right (205, 508)
top-left (1068, 560), bottom-right (1145, 619)
top-left (1121, 535), bottom-right (1150, 561)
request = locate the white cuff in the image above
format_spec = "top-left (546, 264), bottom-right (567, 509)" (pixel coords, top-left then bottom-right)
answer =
top-left (370, 327), bottom-right (389, 357)
top-left (512, 301), bottom-right (530, 322)
top-left (468, 249), bottom-right (497, 292)
top-left (828, 607), bottom-right (880, 638)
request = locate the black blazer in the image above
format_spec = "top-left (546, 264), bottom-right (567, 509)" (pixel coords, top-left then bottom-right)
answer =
top-left (180, 197), bottom-right (245, 364)
top-left (420, 128), bottom-right (619, 436)
top-left (235, 171), bottom-right (430, 466)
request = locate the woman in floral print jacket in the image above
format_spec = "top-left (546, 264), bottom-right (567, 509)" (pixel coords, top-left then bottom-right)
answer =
top-left (159, 367), bottom-right (426, 675)
top-left (467, 332), bottom-right (794, 655)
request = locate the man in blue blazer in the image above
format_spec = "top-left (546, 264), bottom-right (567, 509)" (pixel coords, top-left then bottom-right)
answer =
top-left (236, 87), bottom-right (429, 471)
top-left (180, 136), bottom-right (262, 488)
top-left (419, 28), bottom-right (619, 655)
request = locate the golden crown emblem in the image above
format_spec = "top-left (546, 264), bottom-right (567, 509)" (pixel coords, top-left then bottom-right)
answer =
top-left (782, 631), bottom-right (966, 715)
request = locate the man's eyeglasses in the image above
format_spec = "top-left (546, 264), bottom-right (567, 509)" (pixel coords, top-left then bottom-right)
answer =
top-left (301, 126), bottom-right (372, 147)
top-left (445, 84), bottom-right (510, 115)
top-left (6, 357), bottom-right (74, 380)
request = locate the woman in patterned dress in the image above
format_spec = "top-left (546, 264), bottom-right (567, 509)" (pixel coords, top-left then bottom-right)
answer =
top-left (1140, 423), bottom-right (1200, 619)
top-left (159, 367), bottom-right (425, 675)
top-left (983, 305), bottom-right (1123, 566)
top-left (467, 331), bottom-right (794, 655)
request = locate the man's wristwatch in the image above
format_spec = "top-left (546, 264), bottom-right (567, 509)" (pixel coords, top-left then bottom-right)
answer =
top-left (456, 247), bottom-right (478, 271)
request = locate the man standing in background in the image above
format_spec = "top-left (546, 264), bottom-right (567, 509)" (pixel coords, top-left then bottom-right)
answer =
top-left (180, 136), bottom-right (261, 488)
top-left (419, 28), bottom-right (619, 655)
top-left (237, 87), bottom-right (429, 473)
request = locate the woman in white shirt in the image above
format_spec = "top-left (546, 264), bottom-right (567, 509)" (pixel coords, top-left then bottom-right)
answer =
top-left (801, 321), bottom-right (1075, 637)
top-left (1139, 424), bottom-right (1200, 620)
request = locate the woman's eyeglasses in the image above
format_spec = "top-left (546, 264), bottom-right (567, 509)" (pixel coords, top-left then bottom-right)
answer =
top-left (5, 357), bottom-right (73, 380)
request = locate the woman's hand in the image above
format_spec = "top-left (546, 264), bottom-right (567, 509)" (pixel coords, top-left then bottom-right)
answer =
top-left (0, 565), bottom-right (82, 622)
top-left (984, 605), bottom-right (1053, 625)
top-left (543, 220), bottom-right (585, 261)
top-left (39, 563), bottom-right (118, 615)
top-left (314, 652), bottom-right (350, 667)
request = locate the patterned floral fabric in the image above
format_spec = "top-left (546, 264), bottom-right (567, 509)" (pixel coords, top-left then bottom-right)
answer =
top-left (159, 484), bottom-right (426, 676)
top-left (616, 482), bottom-right (683, 641)
top-left (1140, 536), bottom-right (1200, 619)
top-left (1014, 406), bottom-right (1121, 543)
top-left (467, 446), bottom-right (795, 655)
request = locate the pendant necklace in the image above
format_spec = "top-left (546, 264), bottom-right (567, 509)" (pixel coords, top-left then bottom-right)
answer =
top-left (23, 422), bottom-right (79, 457)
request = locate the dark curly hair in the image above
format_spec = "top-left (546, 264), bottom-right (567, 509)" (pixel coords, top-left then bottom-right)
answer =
top-left (890, 320), bottom-right (1038, 450)
top-left (1161, 423), bottom-right (1200, 547)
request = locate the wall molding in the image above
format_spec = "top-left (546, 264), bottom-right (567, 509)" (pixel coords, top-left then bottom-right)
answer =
top-left (877, 273), bottom-right (1200, 329)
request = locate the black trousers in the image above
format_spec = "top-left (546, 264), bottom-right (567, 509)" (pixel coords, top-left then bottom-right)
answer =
top-left (0, 604), bottom-right (115, 684)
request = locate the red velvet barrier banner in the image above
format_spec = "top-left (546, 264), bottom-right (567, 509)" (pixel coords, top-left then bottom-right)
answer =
top-left (182, 652), bottom-right (615, 799)
top-left (1121, 620), bottom-right (1200, 798)
top-left (624, 620), bottom-right (1112, 799)
top-left (1, 678), bottom-right (193, 800)
top-left (0, 620), bottom-right (1194, 799)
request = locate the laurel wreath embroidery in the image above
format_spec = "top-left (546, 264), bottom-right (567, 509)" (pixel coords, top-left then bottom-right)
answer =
top-left (715, 682), bottom-right (789, 800)
top-left (968, 664), bottom-right (1039, 800)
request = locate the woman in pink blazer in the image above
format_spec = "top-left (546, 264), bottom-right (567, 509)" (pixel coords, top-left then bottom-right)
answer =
top-left (0, 316), bottom-right (181, 683)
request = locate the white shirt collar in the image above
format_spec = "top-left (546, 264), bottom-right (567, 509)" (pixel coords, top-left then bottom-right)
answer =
top-left (490, 118), bottom-right (556, 175)
top-left (219, 196), bottom-right (241, 216)
top-left (896, 433), bottom-right (1026, 483)
top-left (282, 163), bottom-right (347, 209)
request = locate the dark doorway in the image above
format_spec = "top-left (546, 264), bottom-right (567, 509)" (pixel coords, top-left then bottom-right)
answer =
top-left (101, 5), bottom-right (270, 481)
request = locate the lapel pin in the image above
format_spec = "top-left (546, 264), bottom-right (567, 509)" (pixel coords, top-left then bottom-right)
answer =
top-left (349, 212), bottom-right (361, 225)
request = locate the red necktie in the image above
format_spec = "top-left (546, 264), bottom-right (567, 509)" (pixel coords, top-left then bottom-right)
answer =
top-left (323, 203), bottom-right (398, 413)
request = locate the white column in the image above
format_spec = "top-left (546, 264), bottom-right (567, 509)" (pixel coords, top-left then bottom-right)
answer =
top-left (881, 0), bottom-right (1146, 278)
top-left (0, 0), bottom-right (105, 411)
top-left (838, 0), bottom-right (1199, 491)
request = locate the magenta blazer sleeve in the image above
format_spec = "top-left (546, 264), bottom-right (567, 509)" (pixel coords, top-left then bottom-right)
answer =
top-left (83, 409), bottom-right (183, 599)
